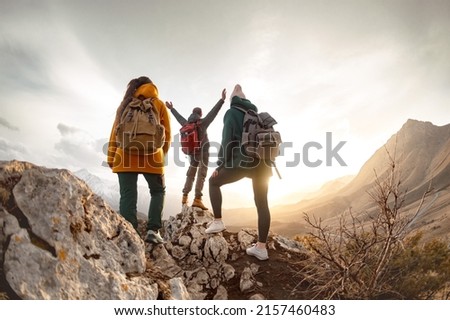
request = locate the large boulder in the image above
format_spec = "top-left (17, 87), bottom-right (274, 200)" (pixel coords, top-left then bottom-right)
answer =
top-left (0, 160), bottom-right (157, 299)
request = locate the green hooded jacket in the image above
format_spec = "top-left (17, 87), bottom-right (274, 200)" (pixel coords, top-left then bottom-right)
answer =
top-left (218, 96), bottom-right (267, 170)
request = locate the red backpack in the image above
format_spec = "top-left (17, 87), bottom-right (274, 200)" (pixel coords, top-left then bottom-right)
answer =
top-left (180, 121), bottom-right (201, 155)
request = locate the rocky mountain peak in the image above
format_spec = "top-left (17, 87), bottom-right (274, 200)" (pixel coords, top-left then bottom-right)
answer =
top-left (402, 118), bottom-right (432, 129)
top-left (0, 160), bottom-right (309, 300)
top-left (343, 119), bottom-right (450, 196)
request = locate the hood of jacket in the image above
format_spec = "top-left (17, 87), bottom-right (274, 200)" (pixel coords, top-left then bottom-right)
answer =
top-left (133, 83), bottom-right (159, 99)
top-left (230, 96), bottom-right (258, 112)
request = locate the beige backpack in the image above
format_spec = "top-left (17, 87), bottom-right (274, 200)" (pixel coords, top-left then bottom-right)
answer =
top-left (115, 97), bottom-right (165, 155)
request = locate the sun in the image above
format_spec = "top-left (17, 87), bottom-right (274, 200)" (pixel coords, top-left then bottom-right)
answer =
top-left (267, 167), bottom-right (309, 205)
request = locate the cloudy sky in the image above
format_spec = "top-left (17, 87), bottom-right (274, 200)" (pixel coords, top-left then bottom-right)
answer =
top-left (1, 0), bottom-right (449, 208)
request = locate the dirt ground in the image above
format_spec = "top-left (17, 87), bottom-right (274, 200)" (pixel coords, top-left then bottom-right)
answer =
top-left (220, 232), bottom-right (310, 300)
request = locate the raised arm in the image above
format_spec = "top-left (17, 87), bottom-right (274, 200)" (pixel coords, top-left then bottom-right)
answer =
top-left (166, 101), bottom-right (187, 126)
top-left (202, 88), bottom-right (226, 128)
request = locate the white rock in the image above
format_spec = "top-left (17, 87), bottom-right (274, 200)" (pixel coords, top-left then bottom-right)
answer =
top-left (0, 161), bottom-right (157, 300)
top-left (204, 235), bottom-right (229, 264)
top-left (213, 285), bottom-right (228, 300)
top-left (240, 267), bottom-right (255, 292)
top-left (167, 277), bottom-right (191, 300)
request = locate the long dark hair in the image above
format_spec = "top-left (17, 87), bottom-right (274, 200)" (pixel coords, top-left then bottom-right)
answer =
top-left (114, 76), bottom-right (152, 123)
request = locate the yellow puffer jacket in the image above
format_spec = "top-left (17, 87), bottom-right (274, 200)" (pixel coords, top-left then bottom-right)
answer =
top-left (107, 83), bottom-right (171, 174)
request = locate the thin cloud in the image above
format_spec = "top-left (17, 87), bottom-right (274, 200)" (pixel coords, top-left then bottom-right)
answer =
top-left (55, 123), bottom-right (105, 170)
top-left (57, 123), bottom-right (82, 136)
top-left (0, 138), bottom-right (28, 160)
top-left (0, 117), bottom-right (19, 131)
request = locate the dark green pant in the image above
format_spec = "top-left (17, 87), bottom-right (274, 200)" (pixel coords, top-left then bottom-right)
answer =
top-left (118, 172), bottom-right (165, 231)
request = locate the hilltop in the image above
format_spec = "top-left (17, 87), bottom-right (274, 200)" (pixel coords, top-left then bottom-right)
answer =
top-left (0, 160), bottom-right (310, 300)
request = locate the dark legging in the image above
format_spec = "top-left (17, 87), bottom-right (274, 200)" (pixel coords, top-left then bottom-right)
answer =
top-left (209, 167), bottom-right (271, 243)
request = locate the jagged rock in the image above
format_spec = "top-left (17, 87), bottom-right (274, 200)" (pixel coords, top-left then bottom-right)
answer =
top-left (158, 205), bottom-right (243, 299)
top-left (204, 235), bottom-right (229, 264)
top-left (171, 245), bottom-right (188, 260)
top-left (0, 161), bottom-right (157, 299)
top-left (190, 237), bottom-right (204, 259)
top-left (209, 277), bottom-right (220, 290)
top-left (178, 235), bottom-right (192, 247)
top-left (250, 263), bottom-right (260, 275)
top-left (240, 267), bottom-right (256, 292)
top-left (194, 268), bottom-right (210, 285)
top-left (222, 263), bottom-right (236, 281)
top-left (186, 281), bottom-right (207, 300)
top-left (166, 277), bottom-right (191, 300)
top-left (207, 266), bottom-right (219, 278)
top-left (206, 266), bottom-right (220, 289)
top-left (237, 229), bottom-right (257, 249)
top-left (150, 244), bottom-right (182, 278)
top-left (274, 235), bottom-right (306, 253)
top-left (213, 285), bottom-right (228, 300)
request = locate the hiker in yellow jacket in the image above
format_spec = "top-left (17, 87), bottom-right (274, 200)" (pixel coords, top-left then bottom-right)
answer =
top-left (107, 76), bottom-right (171, 244)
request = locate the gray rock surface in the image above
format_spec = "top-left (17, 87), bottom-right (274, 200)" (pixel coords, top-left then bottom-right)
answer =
top-left (0, 161), bottom-right (156, 299)
top-left (0, 160), bottom-right (308, 300)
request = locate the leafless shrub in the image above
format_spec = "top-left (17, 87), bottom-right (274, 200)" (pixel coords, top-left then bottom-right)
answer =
top-left (297, 151), bottom-right (449, 299)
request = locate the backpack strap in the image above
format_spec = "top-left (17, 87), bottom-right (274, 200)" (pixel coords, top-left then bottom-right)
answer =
top-left (231, 106), bottom-right (260, 120)
top-left (231, 106), bottom-right (247, 114)
top-left (142, 98), bottom-right (162, 125)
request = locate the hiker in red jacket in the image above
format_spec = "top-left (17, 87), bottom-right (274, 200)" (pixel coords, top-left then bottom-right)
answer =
top-left (165, 89), bottom-right (226, 210)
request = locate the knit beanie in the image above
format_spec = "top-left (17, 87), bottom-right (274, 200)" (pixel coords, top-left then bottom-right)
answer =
top-left (192, 107), bottom-right (202, 115)
top-left (230, 84), bottom-right (246, 99)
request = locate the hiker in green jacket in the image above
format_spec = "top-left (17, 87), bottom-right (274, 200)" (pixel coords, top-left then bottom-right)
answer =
top-left (205, 84), bottom-right (273, 261)
top-left (166, 88), bottom-right (226, 210)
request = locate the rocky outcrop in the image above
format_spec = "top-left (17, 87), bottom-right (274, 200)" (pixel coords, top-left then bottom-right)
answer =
top-left (152, 207), bottom-right (235, 299)
top-left (147, 205), bottom-right (309, 300)
top-left (0, 160), bottom-right (308, 300)
top-left (0, 160), bottom-right (158, 299)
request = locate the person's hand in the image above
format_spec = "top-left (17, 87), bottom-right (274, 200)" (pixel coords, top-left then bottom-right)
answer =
top-left (165, 101), bottom-right (173, 109)
top-left (211, 169), bottom-right (219, 178)
top-left (221, 88), bottom-right (227, 101)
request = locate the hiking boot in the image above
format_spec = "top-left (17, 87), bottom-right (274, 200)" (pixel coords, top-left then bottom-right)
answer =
top-left (182, 194), bottom-right (188, 205)
top-left (145, 230), bottom-right (164, 244)
top-left (192, 197), bottom-right (208, 210)
top-left (246, 244), bottom-right (269, 261)
top-left (205, 220), bottom-right (226, 234)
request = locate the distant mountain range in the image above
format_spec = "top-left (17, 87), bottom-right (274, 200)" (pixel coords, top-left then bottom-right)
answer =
top-left (226, 119), bottom-right (450, 241)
